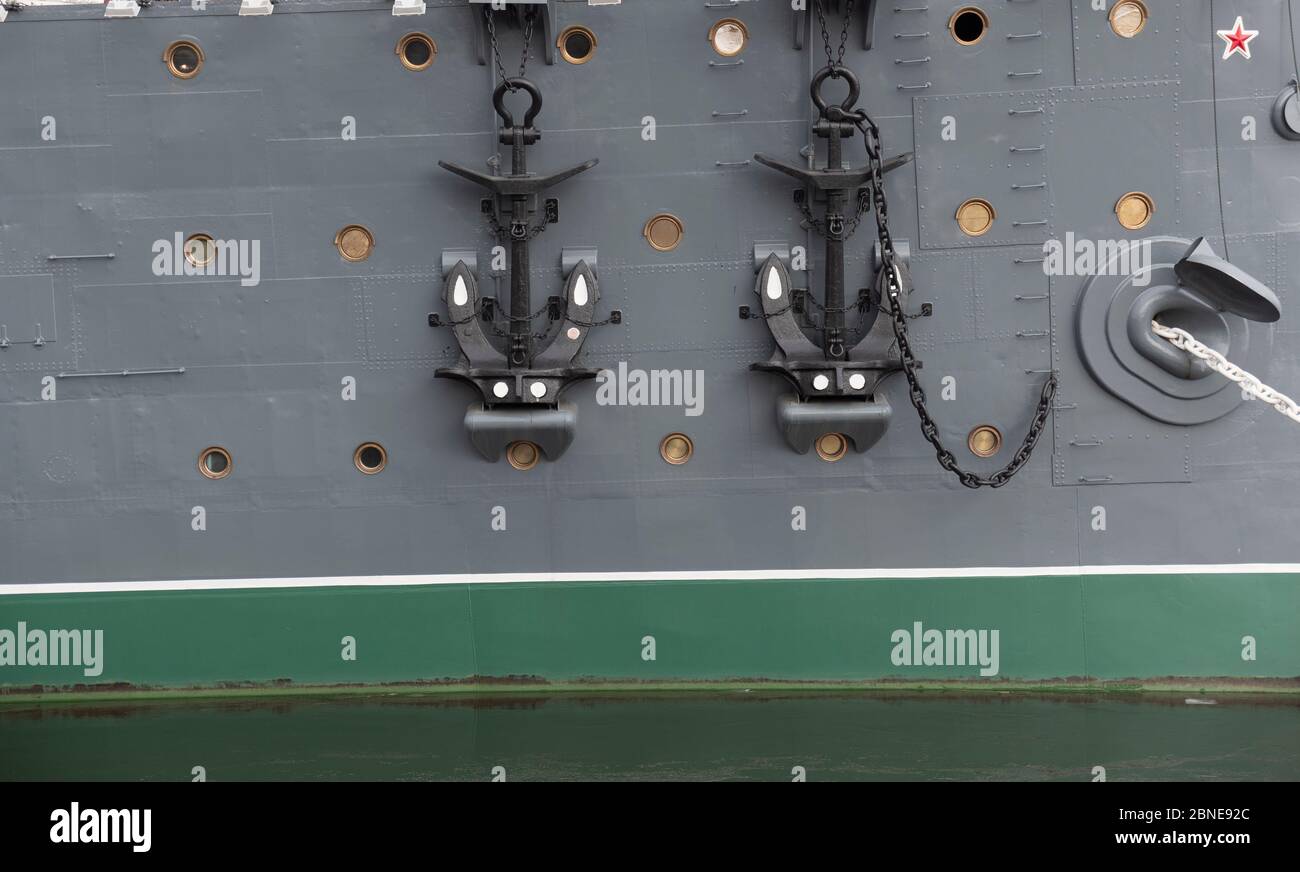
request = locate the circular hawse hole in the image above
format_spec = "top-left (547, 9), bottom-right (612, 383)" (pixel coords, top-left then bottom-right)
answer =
top-left (184, 233), bottom-right (215, 268)
top-left (558, 26), bottom-right (597, 65)
top-left (709, 19), bottom-right (749, 58)
top-left (643, 213), bottom-right (684, 252)
top-left (164, 41), bottom-right (204, 79)
top-left (335, 225), bottom-right (374, 262)
top-left (506, 441), bottom-right (541, 471)
top-left (967, 425), bottom-right (1003, 458)
top-left (815, 433), bottom-right (848, 463)
top-left (659, 433), bottom-right (694, 466)
top-left (198, 446), bottom-right (232, 480)
top-left (397, 33), bottom-right (436, 71)
top-left (354, 442), bottom-right (387, 475)
top-left (1115, 192), bottom-right (1154, 230)
top-left (955, 198), bottom-right (996, 237)
top-left (949, 7), bottom-right (989, 46)
top-left (1109, 1), bottom-right (1148, 39)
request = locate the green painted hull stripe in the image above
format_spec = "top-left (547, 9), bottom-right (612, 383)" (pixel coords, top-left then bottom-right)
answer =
top-left (1, 572), bottom-right (1297, 691)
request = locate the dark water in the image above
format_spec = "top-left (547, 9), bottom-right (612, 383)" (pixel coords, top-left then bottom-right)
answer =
top-left (1, 692), bottom-right (1296, 781)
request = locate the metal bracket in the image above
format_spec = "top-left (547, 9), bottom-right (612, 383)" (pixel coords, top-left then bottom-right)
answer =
top-left (794, 0), bottom-right (877, 51)
top-left (562, 247), bottom-right (598, 277)
top-left (441, 249), bottom-right (479, 279)
top-left (753, 242), bottom-right (792, 274)
top-left (471, 0), bottom-right (557, 67)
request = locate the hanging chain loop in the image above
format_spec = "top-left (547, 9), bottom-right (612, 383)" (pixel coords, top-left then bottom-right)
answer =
top-left (484, 6), bottom-right (536, 92)
top-left (813, 0), bottom-right (856, 70)
top-left (861, 110), bottom-right (1058, 487)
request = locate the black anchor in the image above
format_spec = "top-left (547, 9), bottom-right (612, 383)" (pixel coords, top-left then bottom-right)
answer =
top-left (753, 65), bottom-right (909, 360)
top-left (438, 77), bottom-right (598, 370)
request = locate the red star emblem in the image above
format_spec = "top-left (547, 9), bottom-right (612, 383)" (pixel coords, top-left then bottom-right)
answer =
top-left (1217, 16), bottom-right (1259, 60)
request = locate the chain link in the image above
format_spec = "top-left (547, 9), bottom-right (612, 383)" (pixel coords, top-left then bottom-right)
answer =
top-left (1152, 320), bottom-right (1300, 424)
top-left (861, 112), bottom-right (1057, 487)
top-left (814, 0), bottom-right (856, 70)
top-left (484, 6), bottom-right (536, 91)
top-left (797, 187), bottom-right (872, 240)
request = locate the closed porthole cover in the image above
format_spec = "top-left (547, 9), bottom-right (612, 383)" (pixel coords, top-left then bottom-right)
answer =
top-left (815, 433), bottom-right (848, 462)
top-left (956, 198), bottom-right (996, 237)
top-left (1109, 1), bottom-right (1148, 38)
top-left (506, 441), bottom-right (541, 471)
top-left (335, 225), bottom-right (375, 262)
top-left (659, 433), bottom-right (694, 465)
top-left (1115, 192), bottom-right (1155, 230)
top-left (967, 425), bottom-right (1002, 458)
top-left (184, 233), bottom-right (216, 268)
top-left (643, 214), bottom-right (684, 252)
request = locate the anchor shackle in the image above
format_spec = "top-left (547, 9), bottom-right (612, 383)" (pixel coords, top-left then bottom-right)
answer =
top-left (494, 77), bottom-right (543, 144)
top-left (810, 64), bottom-right (862, 125)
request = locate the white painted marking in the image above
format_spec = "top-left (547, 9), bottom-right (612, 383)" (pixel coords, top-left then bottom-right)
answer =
top-left (812, 374), bottom-right (830, 391)
top-left (849, 373), bottom-right (866, 390)
top-left (492, 381), bottom-right (509, 398)
top-left (572, 274), bottom-right (588, 307)
top-left (765, 266), bottom-right (783, 300)
top-left (530, 381), bottom-right (547, 399)
top-left (2, 564), bottom-right (1294, 596)
top-left (452, 275), bottom-right (468, 307)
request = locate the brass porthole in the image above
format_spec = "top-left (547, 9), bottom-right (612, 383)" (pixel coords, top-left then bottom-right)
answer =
top-left (643, 213), bottom-right (684, 252)
top-left (955, 198), bottom-right (996, 237)
top-left (164, 40), bottom-right (204, 79)
top-left (709, 18), bottom-right (749, 57)
top-left (1108, 1), bottom-right (1148, 39)
top-left (335, 224), bottom-right (375, 262)
top-left (558, 25), bottom-right (597, 65)
top-left (659, 433), bottom-right (694, 466)
top-left (506, 440), bottom-right (541, 471)
top-left (183, 233), bottom-right (216, 268)
top-left (198, 446), bottom-right (232, 480)
top-left (815, 433), bottom-right (849, 463)
top-left (1115, 191), bottom-right (1155, 230)
top-left (948, 7), bottom-right (989, 46)
top-left (967, 425), bottom-right (1003, 458)
top-left (396, 33), bottom-right (437, 71)
top-left (353, 442), bottom-right (387, 475)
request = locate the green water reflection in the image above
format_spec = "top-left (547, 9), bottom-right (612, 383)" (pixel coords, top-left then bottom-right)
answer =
top-left (2, 692), bottom-right (1296, 781)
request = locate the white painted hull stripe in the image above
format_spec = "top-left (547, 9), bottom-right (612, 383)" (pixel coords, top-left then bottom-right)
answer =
top-left (1, 564), bottom-right (1298, 595)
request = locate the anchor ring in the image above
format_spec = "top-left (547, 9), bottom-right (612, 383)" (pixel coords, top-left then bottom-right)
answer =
top-left (810, 64), bottom-right (861, 119)
top-left (493, 77), bottom-right (543, 130)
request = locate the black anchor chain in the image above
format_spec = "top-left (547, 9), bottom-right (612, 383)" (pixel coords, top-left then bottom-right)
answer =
top-left (484, 5), bottom-right (535, 93)
top-left (856, 109), bottom-right (1058, 488)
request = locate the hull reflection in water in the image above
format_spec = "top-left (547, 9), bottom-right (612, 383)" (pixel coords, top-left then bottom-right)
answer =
top-left (2, 693), bottom-right (1296, 782)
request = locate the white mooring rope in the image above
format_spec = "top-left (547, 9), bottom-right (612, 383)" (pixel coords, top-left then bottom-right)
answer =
top-left (1152, 320), bottom-right (1300, 424)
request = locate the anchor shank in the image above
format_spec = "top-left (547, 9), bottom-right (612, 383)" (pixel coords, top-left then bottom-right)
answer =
top-left (824, 131), bottom-right (846, 359)
top-left (509, 195), bottom-right (531, 367)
